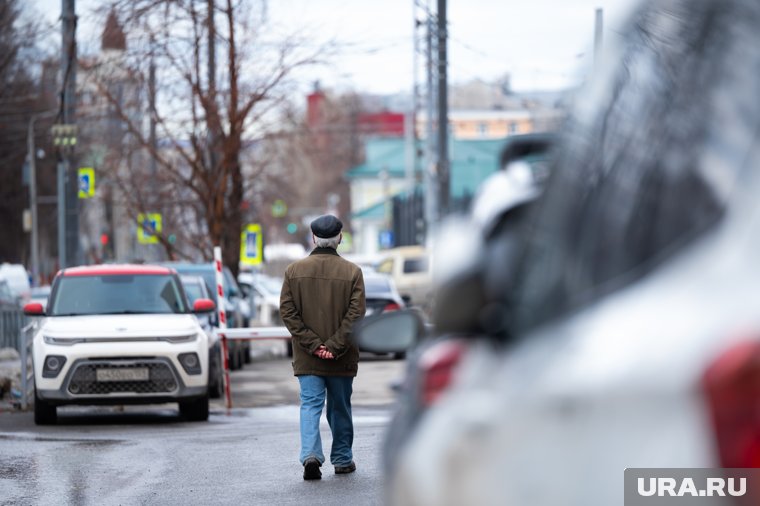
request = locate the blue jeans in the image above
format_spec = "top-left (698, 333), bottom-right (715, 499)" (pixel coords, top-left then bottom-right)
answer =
top-left (298, 375), bottom-right (354, 467)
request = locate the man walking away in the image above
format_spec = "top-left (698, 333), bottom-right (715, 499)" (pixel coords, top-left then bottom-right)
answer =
top-left (280, 215), bottom-right (366, 480)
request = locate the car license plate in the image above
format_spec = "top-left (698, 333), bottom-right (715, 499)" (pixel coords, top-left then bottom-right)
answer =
top-left (96, 367), bottom-right (149, 382)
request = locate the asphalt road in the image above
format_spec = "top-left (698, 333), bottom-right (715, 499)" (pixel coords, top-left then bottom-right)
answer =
top-left (0, 343), bottom-right (406, 506)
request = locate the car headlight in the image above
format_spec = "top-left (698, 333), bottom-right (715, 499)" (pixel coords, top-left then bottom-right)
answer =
top-left (43, 335), bottom-right (84, 345)
top-left (162, 334), bottom-right (199, 343)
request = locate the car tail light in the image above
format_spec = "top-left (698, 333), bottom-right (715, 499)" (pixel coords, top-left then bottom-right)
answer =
top-left (703, 340), bottom-right (760, 468)
top-left (419, 339), bottom-right (468, 407)
top-left (383, 302), bottom-right (402, 312)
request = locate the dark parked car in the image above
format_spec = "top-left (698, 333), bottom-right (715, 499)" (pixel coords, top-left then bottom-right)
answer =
top-left (361, 269), bottom-right (407, 359)
top-left (28, 285), bottom-right (52, 311)
top-left (162, 262), bottom-right (250, 370)
top-left (357, 0), bottom-right (759, 503)
top-left (363, 269), bottom-right (405, 317)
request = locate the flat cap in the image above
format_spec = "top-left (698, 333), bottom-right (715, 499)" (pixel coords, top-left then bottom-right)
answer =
top-left (310, 214), bottom-right (343, 238)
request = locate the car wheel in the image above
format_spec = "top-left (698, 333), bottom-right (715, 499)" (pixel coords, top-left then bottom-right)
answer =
top-left (243, 341), bottom-right (252, 364)
top-left (179, 394), bottom-right (209, 422)
top-left (34, 389), bottom-right (57, 425)
top-left (208, 355), bottom-right (224, 400)
top-left (229, 345), bottom-right (241, 370)
top-left (393, 351), bottom-right (406, 360)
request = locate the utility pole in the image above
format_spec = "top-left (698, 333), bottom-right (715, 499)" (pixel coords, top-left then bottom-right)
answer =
top-left (149, 38), bottom-right (157, 178)
top-left (594, 8), bottom-right (603, 73)
top-left (403, 1), bottom-right (424, 246)
top-left (60, 0), bottom-right (79, 268)
top-left (28, 118), bottom-right (41, 285)
top-left (436, 0), bottom-right (449, 217)
top-left (146, 36), bottom-right (158, 262)
top-left (207, 0), bottom-right (219, 213)
top-left (423, 8), bottom-right (438, 231)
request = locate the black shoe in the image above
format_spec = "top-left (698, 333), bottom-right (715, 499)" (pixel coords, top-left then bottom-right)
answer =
top-left (303, 457), bottom-right (322, 480)
top-left (335, 461), bottom-right (356, 474)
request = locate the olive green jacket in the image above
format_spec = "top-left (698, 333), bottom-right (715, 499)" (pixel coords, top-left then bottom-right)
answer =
top-left (280, 247), bottom-right (366, 377)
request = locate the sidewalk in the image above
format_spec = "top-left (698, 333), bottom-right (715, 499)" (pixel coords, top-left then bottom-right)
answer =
top-left (0, 347), bottom-right (22, 411)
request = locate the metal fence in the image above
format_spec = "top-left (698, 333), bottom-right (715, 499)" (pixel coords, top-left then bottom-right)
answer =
top-left (0, 308), bottom-right (34, 410)
top-left (19, 322), bottom-right (35, 410)
top-left (0, 308), bottom-right (24, 351)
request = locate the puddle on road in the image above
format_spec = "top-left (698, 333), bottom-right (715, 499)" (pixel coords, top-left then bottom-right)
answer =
top-left (0, 433), bottom-right (124, 445)
top-left (208, 405), bottom-right (391, 425)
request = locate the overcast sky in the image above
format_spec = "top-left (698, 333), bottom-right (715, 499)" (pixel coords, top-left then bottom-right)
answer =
top-left (31, 0), bottom-right (639, 94)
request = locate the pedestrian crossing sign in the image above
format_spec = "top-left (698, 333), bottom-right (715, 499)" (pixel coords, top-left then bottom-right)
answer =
top-left (240, 224), bottom-right (263, 266)
top-left (78, 167), bottom-right (95, 198)
top-left (137, 213), bottom-right (162, 244)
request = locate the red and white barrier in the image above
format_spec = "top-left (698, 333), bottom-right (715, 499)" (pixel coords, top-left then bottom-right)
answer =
top-left (212, 246), bottom-right (233, 410)
top-left (213, 246), bottom-right (228, 330)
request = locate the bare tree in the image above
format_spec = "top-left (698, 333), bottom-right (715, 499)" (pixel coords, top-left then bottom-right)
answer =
top-left (272, 91), bottom-right (365, 240)
top-left (85, 0), bottom-right (329, 275)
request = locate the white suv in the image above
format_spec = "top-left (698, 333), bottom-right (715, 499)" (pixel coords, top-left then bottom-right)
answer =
top-left (24, 264), bottom-right (215, 425)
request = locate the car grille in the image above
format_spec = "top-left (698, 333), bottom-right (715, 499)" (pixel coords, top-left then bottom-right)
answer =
top-left (66, 359), bottom-right (179, 396)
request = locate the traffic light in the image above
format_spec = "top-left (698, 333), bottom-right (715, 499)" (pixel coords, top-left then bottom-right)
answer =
top-left (51, 124), bottom-right (78, 148)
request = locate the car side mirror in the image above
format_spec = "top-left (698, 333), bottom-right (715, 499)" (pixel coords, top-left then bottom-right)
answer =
top-left (193, 298), bottom-right (216, 313)
top-left (353, 310), bottom-right (423, 354)
top-left (23, 302), bottom-right (45, 316)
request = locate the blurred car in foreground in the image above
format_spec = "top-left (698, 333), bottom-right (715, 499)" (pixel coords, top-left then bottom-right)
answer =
top-left (162, 262), bottom-right (250, 369)
top-left (24, 264), bottom-right (215, 425)
top-left (358, 0), bottom-right (760, 504)
top-left (180, 275), bottom-right (223, 398)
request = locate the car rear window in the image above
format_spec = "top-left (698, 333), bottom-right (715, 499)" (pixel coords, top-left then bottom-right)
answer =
top-left (183, 281), bottom-right (205, 304)
top-left (50, 274), bottom-right (187, 316)
top-left (172, 265), bottom-right (240, 301)
top-left (364, 276), bottom-right (391, 293)
top-left (509, 1), bottom-right (744, 333)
